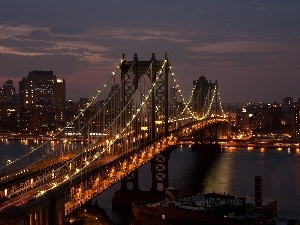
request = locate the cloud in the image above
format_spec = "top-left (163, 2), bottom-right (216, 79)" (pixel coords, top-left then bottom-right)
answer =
top-left (0, 23), bottom-right (44, 38)
top-left (89, 28), bottom-right (191, 44)
top-left (0, 54), bottom-right (86, 76)
top-left (49, 27), bottom-right (87, 35)
top-left (190, 41), bottom-right (287, 54)
top-left (0, 23), bottom-right (115, 75)
top-left (1, 1), bottom-right (300, 102)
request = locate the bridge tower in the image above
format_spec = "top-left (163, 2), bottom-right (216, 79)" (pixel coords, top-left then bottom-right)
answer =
top-left (112, 54), bottom-right (174, 210)
top-left (192, 80), bottom-right (222, 153)
top-left (120, 53), bottom-right (170, 136)
top-left (208, 80), bottom-right (219, 145)
top-left (119, 53), bottom-right (171, 191)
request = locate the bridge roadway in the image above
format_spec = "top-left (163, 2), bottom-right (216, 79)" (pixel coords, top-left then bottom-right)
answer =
top-left (0, 117), bottom-right (227, 224)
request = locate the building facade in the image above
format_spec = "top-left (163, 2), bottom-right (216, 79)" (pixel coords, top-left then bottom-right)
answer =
top-left (16, 70), bottom-right (66, 134)
top-left (0, 79), bottom-right (16, 103)
top-left (19, 70), bottom-right (66, 108)
top-left (254, 102), bottom-right (281, 132)
top-left (291, 103), bottom-right (300, 138)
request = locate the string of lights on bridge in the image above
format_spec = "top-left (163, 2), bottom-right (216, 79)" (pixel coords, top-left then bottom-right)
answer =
top-left (0, 55), bottom-right (227, 205)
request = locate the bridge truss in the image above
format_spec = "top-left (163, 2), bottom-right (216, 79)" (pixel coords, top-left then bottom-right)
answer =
top-left (0, 53), bottom-right (227, 221)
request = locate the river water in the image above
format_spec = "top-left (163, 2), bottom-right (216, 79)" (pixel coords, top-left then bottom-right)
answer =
top-left (1, 141), bottom-right (300, 222)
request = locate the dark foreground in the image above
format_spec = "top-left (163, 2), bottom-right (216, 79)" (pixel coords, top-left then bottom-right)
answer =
top-left (65, 204), bottom-right (117, 225)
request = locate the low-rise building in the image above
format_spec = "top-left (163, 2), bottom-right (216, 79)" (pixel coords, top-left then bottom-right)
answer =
top-left (132, 177), bottom-right (277, 225)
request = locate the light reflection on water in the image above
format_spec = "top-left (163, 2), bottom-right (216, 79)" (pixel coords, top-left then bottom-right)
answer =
top-left (197, 146), bottom-right (300, 220)
top-left (0, 140), bottom-right (34, 167)
top-left (0, 140), bottom-right (84, 173)
top-left (163, 146), bottom-right (300, 220)
top-left (201, 152), bottom-right (233, 195)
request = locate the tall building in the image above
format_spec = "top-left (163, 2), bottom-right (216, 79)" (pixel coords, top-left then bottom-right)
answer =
top-left (55, 79), bottom-right (66, 107)
top-left (255, 102), bottom-right (282, 132)
top-left (282, 97), bottom-right (293, 124)
top-left (19, 70), bottom-right (66, 108)
top-left (291, 103), bottom-right (300, 138)
top-left (236, 106), bottom-right (250, 130)
top-left (0, 79), bottom-right (16, 103)
top-left (0, 79), bottom-right (18, 132)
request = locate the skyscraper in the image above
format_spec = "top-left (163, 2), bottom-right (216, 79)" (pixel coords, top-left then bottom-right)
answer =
top-left (55, 79), bottom-right (66, 107)
top-left (291, 103), bottom-right (300, 138)
top-left (0, 79), bottom-right (16, 103)
top-left (19, 70), bottom-right (66, 108)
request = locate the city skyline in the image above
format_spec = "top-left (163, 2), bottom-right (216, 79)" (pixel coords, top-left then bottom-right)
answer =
top-left (1, 1), bottom-right (300, 103)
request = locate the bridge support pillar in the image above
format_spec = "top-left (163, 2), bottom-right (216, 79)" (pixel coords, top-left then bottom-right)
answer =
top-left (194, 129), bottom-right (205, 145)
top-left (121, 170), bottom-right (139, 192)
top-left (150, 145), bottom-right (176, 192)
top-left (192, 125), bottom-right (221, 153)
top-left (40, 208), bottom-right (46, 225)
top-left (112, 145), bottom-right (176, 210)
top-left (29, 213), bottom-right (35, 225)
top-left (26, 207), bottom-right (51, 225)
top-left (45, 189), bottom-right (65, 225)
top-left (209, 123), bottom-right (219, 144)
top-left (150, 152), bottom-right (170, 192)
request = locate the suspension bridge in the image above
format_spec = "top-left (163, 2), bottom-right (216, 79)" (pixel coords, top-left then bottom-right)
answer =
top-left (0, 53), bottom-right (228, 225)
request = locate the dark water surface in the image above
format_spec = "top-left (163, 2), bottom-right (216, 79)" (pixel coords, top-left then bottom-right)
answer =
top-left (96, 145), bottom-right (300, 222)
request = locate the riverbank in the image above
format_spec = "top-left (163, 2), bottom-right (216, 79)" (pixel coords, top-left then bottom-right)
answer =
top-left (224, 140), bottom-right (300, 149)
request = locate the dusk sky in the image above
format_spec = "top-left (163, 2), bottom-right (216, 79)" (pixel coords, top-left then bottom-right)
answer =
top-left (0, 1), bottom-right (300, 103)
